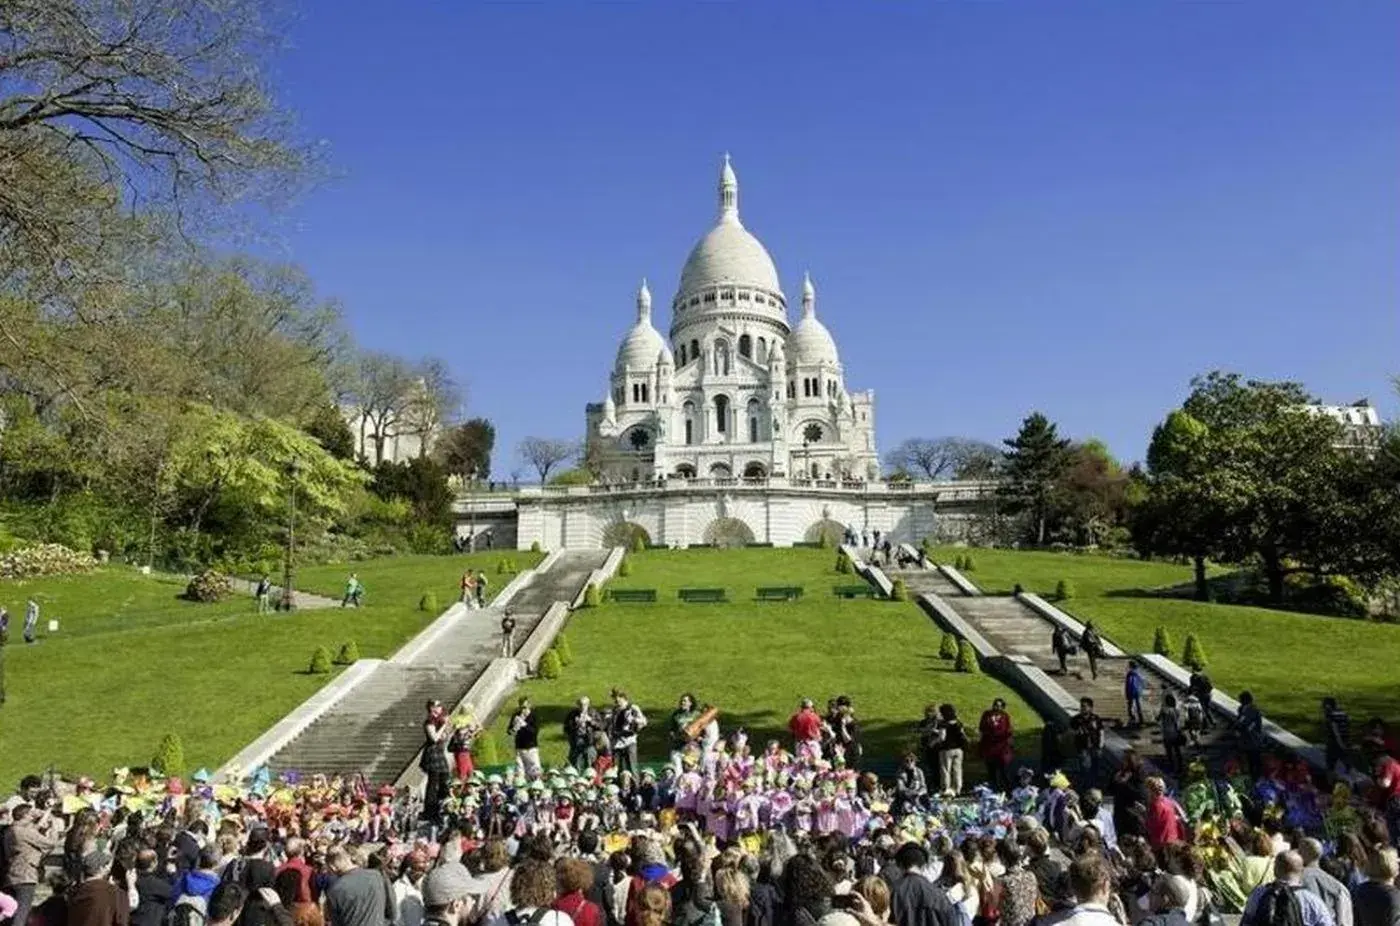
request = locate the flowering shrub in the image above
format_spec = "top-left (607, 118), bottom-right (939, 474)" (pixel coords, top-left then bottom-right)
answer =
top-left (184, 569), bottom-right (232, 602)
top-left (0, 543), bottom-right (97, 579)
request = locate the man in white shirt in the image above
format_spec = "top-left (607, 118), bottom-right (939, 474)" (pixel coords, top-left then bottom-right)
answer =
top-left (1057, 855), bottom-right (1122, 926)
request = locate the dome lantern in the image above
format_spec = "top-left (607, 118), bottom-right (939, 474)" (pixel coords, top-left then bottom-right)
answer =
top-left (719, 152), bottom-right (739, 224)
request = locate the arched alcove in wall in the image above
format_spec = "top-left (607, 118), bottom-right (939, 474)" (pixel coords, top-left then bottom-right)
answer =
top-left (701, 517), bottom-right (755, 548)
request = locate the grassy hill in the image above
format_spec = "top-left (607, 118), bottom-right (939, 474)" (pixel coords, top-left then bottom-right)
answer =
top-left (0, 550), bottom-right (534, 786)
top-left (933, 547), bottom-right (1400, 741)
top-left (487, 547), bottom-right (1042, 775)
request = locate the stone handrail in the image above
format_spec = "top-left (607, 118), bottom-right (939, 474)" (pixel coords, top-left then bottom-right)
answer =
top-left (395, 657), bottom-right (520, 790)
top-left (519, 478), bottom-right (1000, 499)
top-left (936, 562), bottom-right (981, 596)
top-left (1017, 593), bottom-right (1129, 658)
top-left (915, 594), bottom-right (999, 661)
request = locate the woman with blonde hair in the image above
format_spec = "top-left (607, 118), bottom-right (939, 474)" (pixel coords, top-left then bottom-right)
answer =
top-left (635, 884), bottom-right (671, 926)
top-left (713, 868), bottom-right (750, 926)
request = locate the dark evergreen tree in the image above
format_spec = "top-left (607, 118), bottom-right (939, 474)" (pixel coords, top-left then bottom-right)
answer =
top-left (999, 412), bottom-right (1071, 545)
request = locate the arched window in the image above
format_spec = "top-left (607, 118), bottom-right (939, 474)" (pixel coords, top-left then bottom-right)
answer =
top-left (756, 337), bottom-right (767, 363)
top-left (641, 383), bottom-right (650, 403)
top-left (747, 398), bottom-right (761, 444)
top-left (787, 381), bottom-right (796, 399)
top-left (714, 395), bottom-right (730, 435)
top-left (677, 344), bottom-right (686, 366)
top-left (683, 401), bottom-right (696, 445)
top-left (738, 334), bottom-right (752, 359)
top-left (690, 339), bottom-right (700, 363)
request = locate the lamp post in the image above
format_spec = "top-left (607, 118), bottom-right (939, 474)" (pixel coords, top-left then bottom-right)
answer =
top-left (466, 465), bottom-right (476, 553)
top-left (280, 458), bottom-right (302, 612)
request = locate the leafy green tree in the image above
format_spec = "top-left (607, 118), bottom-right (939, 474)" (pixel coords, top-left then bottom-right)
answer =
top-left (370, 457), bottom-right (454, 527)
top-left (437, 418), bottom-right (496, 481)
top-left (548, 468), bottom-right (593, 487)
top-left (1049, 440), bottom-right (1131, 547)
top-left (999, 413), bottom-right (1071, 545)
top-left (306, 404), bottom-right (357, 460)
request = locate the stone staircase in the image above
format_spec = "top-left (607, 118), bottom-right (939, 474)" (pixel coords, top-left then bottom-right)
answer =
top-left (939, 592), bottom-right (1234, 775)
top-left (263, 550), bottom-right (608, 781)
top-left (886, 563), bottom-right (965, 599)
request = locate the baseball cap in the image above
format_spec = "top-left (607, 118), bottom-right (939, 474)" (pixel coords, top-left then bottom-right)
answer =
top-left (421, 862), bottom-right (483, 907)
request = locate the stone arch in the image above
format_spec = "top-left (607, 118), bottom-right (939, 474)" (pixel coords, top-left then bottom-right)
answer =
top-left (742, 461), bottom-right (767, 479)
top-left (708, 461), bottom-right (732, 478)
top-left (601, 521), bottom-right (652, 549)
top-left (702, 517), bottom-right (755, 548)
top-left (673, 463), bottom-right (697, 479)
top-left (804, 518), bottom-right (846, 547)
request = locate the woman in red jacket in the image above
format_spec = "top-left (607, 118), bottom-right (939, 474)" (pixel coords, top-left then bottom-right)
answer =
top-left (1144, 776), bottom-right (1186, 848)
top-left (978, 698), bottom-right (1016, 793)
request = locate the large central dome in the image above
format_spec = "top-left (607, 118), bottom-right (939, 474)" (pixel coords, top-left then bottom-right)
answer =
top-left (674, 155), bottom-right (783, 302)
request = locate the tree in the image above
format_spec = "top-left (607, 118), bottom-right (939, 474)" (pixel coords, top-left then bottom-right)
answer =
top-left (401, 357), bottom-right (462, 457)
top-left (999, 413), bottom-right (1071, 545)
top-left (347, 352), bottom-right (416, 464)
top-left (518, 437), bottom-right (577, 484)
top-left (437, 418), bottom-right (495, 481)
top-left (370, 457), bottom-right (454, 527)
top-left (0, 0), bottom-right (313, 274)
top-left (304, 403), bottom-right (357, 460)
top-left (884, 437), bottom-right (1000, 481)
top-left (1048, 440), bottom-right (1131, 547)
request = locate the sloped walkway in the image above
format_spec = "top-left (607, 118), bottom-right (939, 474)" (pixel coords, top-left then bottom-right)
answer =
top-left (227, 577), bottom-right (340, 610)
top-left (260, 550), bottom-right (608, 781)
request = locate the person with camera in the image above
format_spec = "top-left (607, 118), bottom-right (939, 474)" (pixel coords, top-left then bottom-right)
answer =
top-left (3, 801), bottom-right (63, 926)
top-left (565, 696), bottom-right (602, 773)
top-left (607, 690), bottom-right (647, 776)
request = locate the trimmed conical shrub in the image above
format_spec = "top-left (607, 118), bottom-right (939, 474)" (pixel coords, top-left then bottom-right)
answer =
top-left (835, 551), bottom-right (852, 574)
top-left (1055, 579), bottom-right (1074, 601)
top-left (1182, 633), bottom-right (1208, 670)
top-left (582, 583), bottom-right (601, 608)
top-left (939, 632), bottom-right (959, 660)
top-left (962, 555), bottom-right (976, 572)
top-left (473, 728), bottom-right (500, 765)
top-left (954, 554), bottom-right (967, 570)
top-left (419, 592), bottom-right (438, 613)
top-left (539, 648), bottom-right (562, 679)
top-left (955, 639), bottom-right (980, 673)
top-left (152, 733), bottom-right (185, 778)
top-left (496, 557), bottom-right (510, 574)
top-left (554, 632), bottom-right (574, 666)
top-left (618, 557), bottom-right (632, 578)
top-left (631, 533), bottom-right (646, 554)
top-left (1153, 626), bottom-right (1173, 658)
top-left (309, 646), bottom-right (333, 674)
top-left (335, 641), bottom-right (360, 665)
top-left (530, 540), bottom-right (542, 553)
top-left (891, 578), bottom-right (909, 602)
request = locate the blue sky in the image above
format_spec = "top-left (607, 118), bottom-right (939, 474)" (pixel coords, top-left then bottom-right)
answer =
top-left (268, 2), bottom-right (1399, 476)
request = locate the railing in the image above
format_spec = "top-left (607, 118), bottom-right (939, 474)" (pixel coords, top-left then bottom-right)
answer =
top-left (519, 478), bottom-right (1000, 499)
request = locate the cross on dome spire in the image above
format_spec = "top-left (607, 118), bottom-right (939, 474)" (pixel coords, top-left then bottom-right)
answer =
top-left (637, 278), bottom-right (652, 320)
top-left (801, 271), bottom-right (816, 317)
top-left (718, 153), bottom-right (739, 224)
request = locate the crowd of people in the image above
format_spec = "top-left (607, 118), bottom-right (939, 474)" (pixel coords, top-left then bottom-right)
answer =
top-left (5, 690), bottom-right (1400, 926)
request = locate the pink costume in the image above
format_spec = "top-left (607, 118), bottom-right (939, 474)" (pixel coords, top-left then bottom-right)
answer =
top-left (766, 790), bottom-right (794, 829)
top-left (676, 770), bottom-right (702, 813)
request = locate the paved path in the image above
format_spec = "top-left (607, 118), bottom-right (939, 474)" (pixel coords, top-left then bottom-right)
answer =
top-left (262, 551), bottom-right (608, 781)
top-left (227, 577), bottom-right (340, 610)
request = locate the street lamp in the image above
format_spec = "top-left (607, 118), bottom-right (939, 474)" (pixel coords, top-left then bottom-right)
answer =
top-left (280, 458), bottom-right (302, 612)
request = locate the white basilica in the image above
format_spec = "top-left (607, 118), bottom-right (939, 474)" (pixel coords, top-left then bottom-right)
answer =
top-left (585, 156), bottom-right (879, 485)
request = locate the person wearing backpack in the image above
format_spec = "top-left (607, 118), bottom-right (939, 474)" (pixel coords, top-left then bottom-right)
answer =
top-left (1240, 852), bottom-right (1334, 926)
top-left (1079, 624), bottom-right (1104, 681)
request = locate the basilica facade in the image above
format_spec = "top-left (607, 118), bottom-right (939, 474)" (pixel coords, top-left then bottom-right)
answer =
top-left (585, 156), bottom-right (879, 484)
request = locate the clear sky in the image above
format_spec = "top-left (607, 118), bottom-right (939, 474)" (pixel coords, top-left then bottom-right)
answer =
top-left (268, 2), bottom-right (1399, 476)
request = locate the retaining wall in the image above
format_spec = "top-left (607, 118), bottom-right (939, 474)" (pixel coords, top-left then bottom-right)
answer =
top-left (570, 546), bottom-right (626, 609)
top-left (515, 601), bottom-right (571, 673)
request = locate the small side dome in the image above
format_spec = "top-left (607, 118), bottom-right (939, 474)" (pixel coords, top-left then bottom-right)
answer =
top-left (614, 279), bottom-right (667, 373)
top-left (787, 272), bottom-right (840, 366)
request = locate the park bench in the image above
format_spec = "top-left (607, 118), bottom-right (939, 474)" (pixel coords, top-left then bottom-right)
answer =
top-left (832, 584), bottom-right (877, 599)
top-left (756, 586), bottom-right (804, 601)
top-left (678, 587), bottom-right (728, 603)
top-left (606, 588), bottom-right (657, 603)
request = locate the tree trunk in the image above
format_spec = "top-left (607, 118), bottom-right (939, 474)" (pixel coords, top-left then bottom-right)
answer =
top-left (1193, 555), bottom-right (1208, 601)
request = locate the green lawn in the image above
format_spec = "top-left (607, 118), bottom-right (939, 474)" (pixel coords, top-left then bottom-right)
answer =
top-left (0, 551), bottom-right (534, 786)
top-left (487, 548), bottom-right (1042, 776)
top-left (932, 547), bottom-right (1400, 742)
